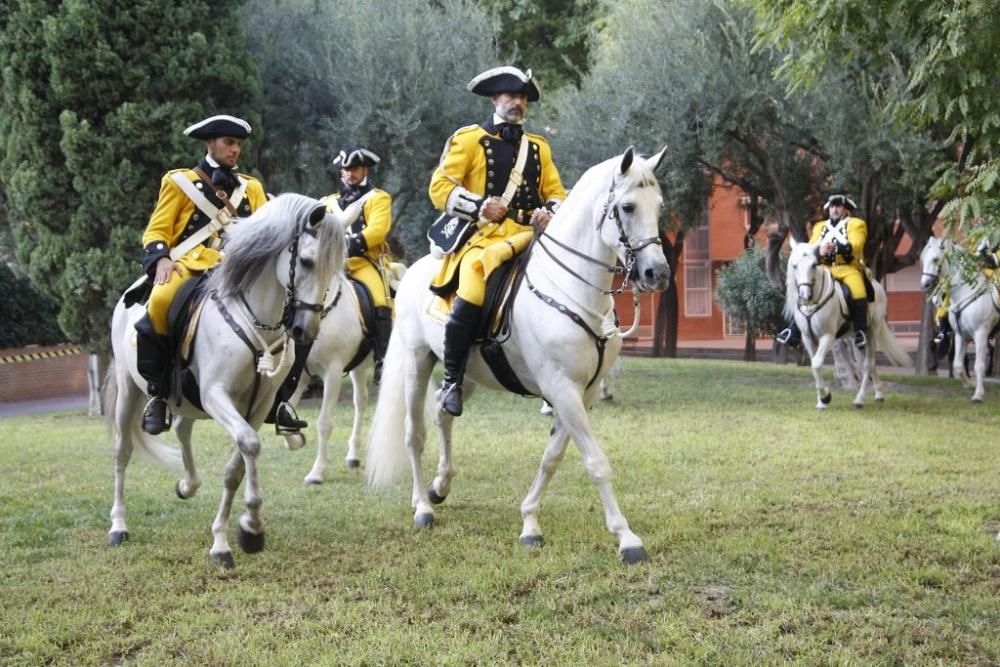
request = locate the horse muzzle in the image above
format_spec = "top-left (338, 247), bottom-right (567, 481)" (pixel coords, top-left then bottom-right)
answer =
top-left (289, 310), bottom-right (321, 346)
top-left (920, 275), bottom-right (937, 292)
top-left (632, 252), bottom-right (671, 292)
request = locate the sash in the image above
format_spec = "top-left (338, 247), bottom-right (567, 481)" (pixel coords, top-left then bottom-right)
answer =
top-left (168, 172), bottom-right (247, 260)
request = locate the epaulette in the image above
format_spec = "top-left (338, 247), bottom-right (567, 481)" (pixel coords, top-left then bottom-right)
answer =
top-left (451, 124), bottom-right (481, 139)
top-left (524, 130), bottom-right (551, 145)
top-left (238, 172), bottom-right (261, 183)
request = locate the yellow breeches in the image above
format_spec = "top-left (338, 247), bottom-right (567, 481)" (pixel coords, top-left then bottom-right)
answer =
top-left (147, 263), bottom-right (195, 335)
top-left (829, 265), bottom-right (866, 300)
top-left (348, 258), bottom-right (389, 307)
top-left (455, 247), bottom-right (488, 305)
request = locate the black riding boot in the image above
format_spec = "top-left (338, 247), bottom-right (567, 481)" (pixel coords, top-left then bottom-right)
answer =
top-left (851, 298), bottom-right (869, 349)
top-left (265, 341), bottom-right (311, 434)
top-left (440, 297), bottom-right (482, 417)
top-left (933, 316), bottom-right (951, 346)
top-left (775, 321), bottom-right (802, 348)
top-left (135, 315), bottom-right (172, 435)
top-left (372, 306), bottom-right (392, 385)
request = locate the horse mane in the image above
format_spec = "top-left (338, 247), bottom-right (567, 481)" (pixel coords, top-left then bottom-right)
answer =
top-left (206, 193), bottom-right (342, 298)
top-left (556, 150), bottom-right (662, 224)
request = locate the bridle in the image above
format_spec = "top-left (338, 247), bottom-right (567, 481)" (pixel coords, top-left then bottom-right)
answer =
top-left (534, 177), bottom-right (661, 296)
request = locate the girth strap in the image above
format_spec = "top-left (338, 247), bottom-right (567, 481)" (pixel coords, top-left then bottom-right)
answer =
top-left (210, 290), bottom-right (264, 421)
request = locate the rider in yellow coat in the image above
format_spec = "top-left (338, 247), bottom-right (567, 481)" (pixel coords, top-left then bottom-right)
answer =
top-left (932, 237), bottom-right (1000, 348)
top-left (428, 66), bottom-right (567, 416)
top-left (809, 194), bottom-right (870, 348)
top-left (322, 146), bottom-right (395, 382)
top-left (136, 115), bottom-right (267, 434)
top-left (776, 193), bottom-right (869, 349)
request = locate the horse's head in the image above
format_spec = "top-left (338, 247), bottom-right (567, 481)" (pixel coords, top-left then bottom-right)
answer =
top-left (788, 240), bottom-right (820, 306)
top-left (920, 236), bottom-right (945, 292)
top-left (277, 202), bottom-right (347, 344)
top-left (597, 146), bottom-right (671, 292)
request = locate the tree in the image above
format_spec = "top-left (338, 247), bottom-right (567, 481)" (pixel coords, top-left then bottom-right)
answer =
top-left (0, 0), bottom-right (261, 355)
top-left (243, 0), bottom-right (498, 259)
top-left (714, 246), bottom-right (785, 361)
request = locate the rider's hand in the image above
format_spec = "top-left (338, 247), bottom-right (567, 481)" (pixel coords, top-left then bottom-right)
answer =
top-left (819, 241), bottom-right (834, 257)
top-left (530, 208), bottom-right (552, 231)
top-left (154, 257), bottom-right (181, 285)
top-left (480, 197), bottom-right (508, 223)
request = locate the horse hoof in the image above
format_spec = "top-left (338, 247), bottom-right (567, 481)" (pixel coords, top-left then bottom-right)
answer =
top-left (875, 396), bottom-right (885, 403)
top-left (972, 397), bottom-right (983, 404)
top-left (284, 433), bottom-right (306, 451)
top-left (620, 546), bottom-right (649, 565)
top-left (211, 551), bottom-right (235, 569)
top-left (175, 480), bottom-right (191, 500)
top-left (427, 487), bottom-right (447, 505)
top-left (414, 512), bottom-right (435, 529)
top-left (236, 526), bottom-right (265, 554)
top-left (345, 458), bottom-right (360, 469)
top-left (820, 391), bottom-right (832, 405)
top-left (520, 535), bottom-right (544, 548)
top-left (853, 403), bottom-right (864, 410)
top-left (107, 531), bottom-right (129, 547)
top-left (601, 394), bottom-right (613, 401)
top-left (304, 477), bottom-right (323, 486)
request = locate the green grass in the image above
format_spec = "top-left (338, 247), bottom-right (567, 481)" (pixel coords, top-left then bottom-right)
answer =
top-left (2, 358), bottom-right (1000, 665)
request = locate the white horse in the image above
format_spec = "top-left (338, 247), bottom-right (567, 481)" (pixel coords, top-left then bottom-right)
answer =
top-left (920, 236), bottom-right (1000, 402)
top-left (282, 261), bottom-right (406, 483)
top-left (107, 194), bottom-right (350, 568)
top-left (366, 147), bottom-right (671, 564)
top-left (785, 241), bottom-right (911, 409)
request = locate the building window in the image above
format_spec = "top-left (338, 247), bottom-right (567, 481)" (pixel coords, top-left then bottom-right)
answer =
top-left (724, 310), bottom-right (746, 336)
top-left (684, 221), bottom-right (711, 317)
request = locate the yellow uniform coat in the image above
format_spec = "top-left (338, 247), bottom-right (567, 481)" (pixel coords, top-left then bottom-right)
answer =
top-left (809, 216), bottom-right (868, 300)
top-left (322, 188), bottom-right (393, 307)
top-left (429, 123), bottom-right (566, 304)
top-left (143, 169), bottom-right (267, 334)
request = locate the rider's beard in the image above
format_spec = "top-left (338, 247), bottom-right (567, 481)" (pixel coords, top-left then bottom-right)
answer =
top-left (829, 210), bottom-right (843, 222)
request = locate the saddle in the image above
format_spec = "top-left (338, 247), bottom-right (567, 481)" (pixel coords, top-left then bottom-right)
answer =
top-left (341, 276), bottom-right (375, 374)
top-left (167, 273), bottom-right (213, 411)
top-left (476, 249), bottom-right (536, 397)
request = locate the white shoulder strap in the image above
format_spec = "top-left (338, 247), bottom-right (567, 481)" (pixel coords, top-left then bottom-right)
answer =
top-left (499, 134), bottom-right (531, 205)
top-left (168, 173), bottom-right (244, 260)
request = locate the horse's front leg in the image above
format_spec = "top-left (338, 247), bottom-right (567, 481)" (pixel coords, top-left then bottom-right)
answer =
top-left (203, 388), bottom-right (266, 566)
top-left (304, 365), bottom-right (345, 485)
top-left (173, 416), bottom-right (202, 499)
top-left (804, 332), bottom-right (834, 409)
top-left (209, 448), bottom-right (245, 568)
top-left (952, 331), bottom-right (971, 389)
top-left (345, 363), bottom-right (369, 469)
top-left (519, 412), bottom-right (571, 548)
top-left (971, 328), bottom-right (989, 402)
top-left (552, 391), bottom-right (646, 564)
top-left (108, 371), bottom-right (142, 546)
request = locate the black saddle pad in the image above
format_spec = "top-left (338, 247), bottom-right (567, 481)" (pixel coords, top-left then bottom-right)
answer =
top-left (477, 248), bottom-right (536, 397)
top-left (342, 277), bottom-right (375, 373)
top-left (167, 273), bottom-right (212, 410)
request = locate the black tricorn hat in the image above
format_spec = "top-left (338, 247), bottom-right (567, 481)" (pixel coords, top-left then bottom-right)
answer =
top-left (183, 115), bottom-right (251, 140)
top-left (333, 146), bottom-right (381, 169)
top-left (824, 194), bottom-right (857, 212)
top-left (467, 66), bottom-right (540, 102)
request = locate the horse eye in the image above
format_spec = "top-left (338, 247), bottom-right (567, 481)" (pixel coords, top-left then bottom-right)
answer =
top-left (621, 203), bottom-right (635, 214)
top-left (299, 257), bottom-right (315, 270)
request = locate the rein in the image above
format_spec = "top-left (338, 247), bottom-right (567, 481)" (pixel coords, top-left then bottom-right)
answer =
top-left (795, 263), bottom-right (846, 343)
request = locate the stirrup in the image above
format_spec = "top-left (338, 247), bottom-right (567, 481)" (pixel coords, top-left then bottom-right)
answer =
top-left (141, 397), bottom-right (171, 435)
top-left (932, 331), bottom-right (947, 345)
top-left (775, 328), bottom-right (793, 344)
top-left (438, 381), bottom-right (463, 417)
top-left (274, 402), bottom-right (307, 435)
top-left (854, 331), bottom-right (867, 349)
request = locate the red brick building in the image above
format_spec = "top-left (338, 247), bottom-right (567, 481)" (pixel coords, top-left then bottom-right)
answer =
top-left (614, 177), bottom-right (927, 342)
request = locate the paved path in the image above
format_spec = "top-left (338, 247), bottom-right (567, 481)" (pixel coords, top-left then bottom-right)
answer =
top-left (0, 394), bottom-right (89, 419)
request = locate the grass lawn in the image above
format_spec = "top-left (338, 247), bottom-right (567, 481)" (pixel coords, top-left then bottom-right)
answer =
top-left (2, 357), bottom-right (999, 665)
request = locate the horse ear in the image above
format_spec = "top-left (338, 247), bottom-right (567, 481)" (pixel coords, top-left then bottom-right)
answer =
top-left (646, 144), bottom-right (668, 172)
top-left (619, 146), bottom-right (635, 174)
top-left (308, 204), bottom-right (326, 227)
top-left (790, 238), bottom-right (800, 250)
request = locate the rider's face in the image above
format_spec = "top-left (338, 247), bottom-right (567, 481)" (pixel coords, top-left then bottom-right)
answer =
top-left (206, 136), bottom-right (243, 168)
top-left (828, 203), bottom-right (846, 221)
top-left (341, 166), bottom-right (368, 187)
top-left (492, 93), bottom-right (528, 123)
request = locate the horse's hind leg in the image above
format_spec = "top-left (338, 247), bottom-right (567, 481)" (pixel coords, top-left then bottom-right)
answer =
top-left (345, 363), bottom-right (369, 468)
top-left (108, 371), bottom-right (142, 546)
top-left (551, 392), bottom-right (647, 564)
top-left (852, 345), bottom-right (874, 408)
top-left (174, 417), bottom-right (202, 499)
top-left (406, 351), bottom-right (437, 528)
top-left (428, 381), bottom-right (473, 506)
top-left (519, 414), bottom-right (571, 547)
top-left (971, 328), bottom-right (989, 402)
top-left (304, 366), bottom-right (345, 485)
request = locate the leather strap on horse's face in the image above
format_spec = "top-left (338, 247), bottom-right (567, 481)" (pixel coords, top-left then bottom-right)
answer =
top-left (598, 177), bottom-right (661, 290)
top-left (281, 227), bottom-right (328, 328)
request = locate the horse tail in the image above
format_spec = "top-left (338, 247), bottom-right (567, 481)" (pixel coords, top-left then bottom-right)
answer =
top-left (105, 353), bottom-right (184, 469)
top-left (873, 318), bottom-right (912, 367)
top-left (365, 329), bottom-right (412, 489)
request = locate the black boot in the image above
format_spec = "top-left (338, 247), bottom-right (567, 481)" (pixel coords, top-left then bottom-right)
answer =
top-left (135, 315), bottom-right (172, 435)
top-left (371, 306), bottom-right (392, 385)
top-left (265, 342), bottom-right (312, 434)
top-left (851, 298), bottom-right (868, 349)
top-left (440, 297), bottom-right (482, 417)
top-left (933, 316), bottom-right (951, 346)
top-left (775, 321), bottom-right (802, 348)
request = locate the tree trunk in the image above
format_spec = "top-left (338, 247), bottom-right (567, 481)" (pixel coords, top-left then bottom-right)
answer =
top-left (653, 230), bottom-right (684, 357)
top-left (744, 330), bottom-right (756, 362)
top-left (916, 297), bottom-right (935, 376)
top-left (87, 352), bottom-right (109, 416)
